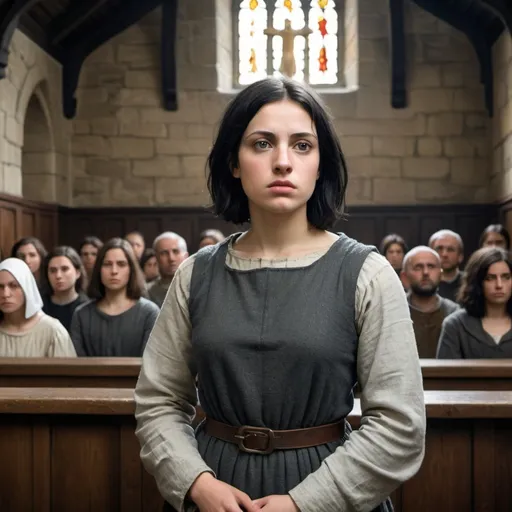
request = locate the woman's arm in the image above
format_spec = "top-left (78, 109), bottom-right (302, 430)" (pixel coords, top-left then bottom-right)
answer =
top-left (49, 320), bottom-right (77, 357)
top-left (134, 258), bottom-right (214, 511)
top-left (289, 253), bottom-right (426, 512)
top-left (436, 314), bottom-right (464, 359)
top-left (140, 301), bottom-right (160, 353)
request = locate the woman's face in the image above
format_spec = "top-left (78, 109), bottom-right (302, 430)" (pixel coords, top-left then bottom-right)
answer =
top-left (482, 232), bottom-right (507, 250)
top-left (234, 99), bottom-right (320, 221)
top-left (386, 243), bottom-right (405, 270)
top-left (48, 256), bottom-right (80, 295)
top-left (483, 261), bottom-right (512, 307)
top-left (16, 243), bottom-right (41, 274)
top-left (0, 270), bottom-right (25, 315)
top-left (100, 248), bottom-right (131, 292)
top-left (80, 244), bottom-right (99, 273)
top-left (143, 256), bottom-right (159, 281)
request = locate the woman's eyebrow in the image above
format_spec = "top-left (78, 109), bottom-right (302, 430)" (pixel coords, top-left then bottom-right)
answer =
top-left (246, 130), bottom-right (317, 139)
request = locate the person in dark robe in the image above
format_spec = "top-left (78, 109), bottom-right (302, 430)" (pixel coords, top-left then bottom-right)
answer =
top-left (70, 237), bottom-right (159, 357)
top-left (401, 246), bottom-right (458, 357)
top-left (41, 246), bottom-right (89, 333)
top-left (11, 237), bottom-right (47, 291)
top-left (79, 236), bottom-right (103, 282)
top-left (134, 77), bottom-right (425, 512)
top-left (140, 248), bottom-right (160, 284)
top-left (437, 247), bottom-right (512, 358)
top-left (428, 229), bottom-right (464, 302)
top-left (479, 224), bottom-right (510, 251)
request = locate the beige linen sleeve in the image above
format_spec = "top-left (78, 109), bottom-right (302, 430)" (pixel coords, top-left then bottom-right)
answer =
top-left (134, 256), bottom-right (213, 512)
top-left (47, 317), bottom-right (77, 357)
top-left (288, 252), bottom-right (426, 512)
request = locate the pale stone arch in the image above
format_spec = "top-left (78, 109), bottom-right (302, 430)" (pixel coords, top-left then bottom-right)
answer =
top-left (20, 81), bottom-right (57, 202)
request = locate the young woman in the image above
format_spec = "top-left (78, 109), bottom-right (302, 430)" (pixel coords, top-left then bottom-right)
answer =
top-left (11, 236), bottom-right (47, 289)
top-left (198, 229), bottom-right (226, 249)
top-left (437, 247), bottom-right (512, 358)
top-left (134, 78), bottom-right (425, 512)
top-left (479, 224), bottom-right (510, 251)
top-left (0, 258), bottom-right (76, 357)
top-left (379, 233), bottom-right (408, 274)
top-left (79, 236), bottom-right (103, 280)
top-left (70, 238), bottom-right (159, 357)
top-left (140, 249), bottom-right (159, 283)
top-left (41, 246), bottom-right (89, 332)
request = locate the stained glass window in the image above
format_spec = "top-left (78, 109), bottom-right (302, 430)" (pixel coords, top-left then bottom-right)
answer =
top-left (237, 0), bottom-right (339, 86)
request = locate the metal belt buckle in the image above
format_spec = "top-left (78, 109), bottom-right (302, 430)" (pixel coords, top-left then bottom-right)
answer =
top-left (234, 425), bottom-right (276, 454)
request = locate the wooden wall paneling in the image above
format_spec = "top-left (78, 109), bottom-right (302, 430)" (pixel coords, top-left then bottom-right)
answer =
top-left (142, 469), bottom-right (164, 512)
top-left (0, 207), bottom-right (16, 257)
top-left (336, 216), bottom-right (378, 245)
top-left (51, 418), bottom-right (121, 512)
top-left (120, 422), bottom-right (143, 512)
top-left (0, 418), bottom-right (34, 511)
top-left (400, 419), bottom-right (472, 511)
top-left (32, 422), bottom-right (51, 512)
top-left (22, 211), bottom-right (37, 238)
top-left (383, 216), bottom-right (414, 247)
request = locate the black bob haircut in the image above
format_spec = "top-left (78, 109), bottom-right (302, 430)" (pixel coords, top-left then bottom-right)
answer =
top-left (207, 77), bottom-right (347, 229)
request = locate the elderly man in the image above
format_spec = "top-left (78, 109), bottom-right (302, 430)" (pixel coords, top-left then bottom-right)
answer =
top-left (148, 232), bottom-right (189, 308)
top-left (428, 229), bottom-right (464, 302)
top-left (401, 246), bottom-right (459, 358)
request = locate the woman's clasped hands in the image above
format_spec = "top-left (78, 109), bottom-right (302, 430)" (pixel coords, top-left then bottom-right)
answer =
top-left (188, 473), bottom-right (299, 512)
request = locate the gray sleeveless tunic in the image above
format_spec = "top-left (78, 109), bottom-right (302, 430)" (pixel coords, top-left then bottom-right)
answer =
top-left (180, 234), bottom-right (392, 511)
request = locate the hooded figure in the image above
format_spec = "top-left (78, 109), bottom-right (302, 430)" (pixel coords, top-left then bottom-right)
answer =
top-left (0, 258), bottom-right (77, 357)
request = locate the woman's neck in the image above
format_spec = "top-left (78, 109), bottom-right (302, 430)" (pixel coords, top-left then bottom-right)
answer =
top-left (51, 288), bottom-right (79, 305)
top-left (238, 207), bottom-right (328, 258)
top-left (101, 288), bottom-right (130, 305)
top-left (484, 303), bottom-right (508, 319)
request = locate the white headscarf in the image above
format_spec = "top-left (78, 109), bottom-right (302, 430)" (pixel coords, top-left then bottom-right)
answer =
top-left (0, 258), bottom-right (43, 318)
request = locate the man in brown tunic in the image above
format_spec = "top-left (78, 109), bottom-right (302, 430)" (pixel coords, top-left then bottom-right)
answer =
top-left (401, 246), bottom-right (459, 357)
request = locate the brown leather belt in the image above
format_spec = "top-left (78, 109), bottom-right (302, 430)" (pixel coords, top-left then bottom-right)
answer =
top-left (204, 417), bottom-right (345, 454)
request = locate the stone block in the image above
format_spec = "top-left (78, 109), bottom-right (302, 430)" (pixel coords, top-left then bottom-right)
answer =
top-left (356, 89), bottom-right (415, 119)
top-left (109, 177), bottom-right (155, 205)
top-left (464, 114), bottom-right (488, 135)
top-left (182, 156), bottom-right (208, 177)
top-left (189, 38), bottom-right (217, 67)
top-left (115, 24), bottom-right (160, 45)
top-left (372, 137), bottom-right (415, 157)
top-left (5, 116), bottom-right (23, 146)
top-left (120, 122), bottom-right (167, 138)
top-left (402, 158), bottom-right (450, 179)
top-left (0, 79), bottom-right (19, 116)
top-left (91, 118), bottom-right (119, 136)
top-left (372, 178), bottom-right (416, 204)
top-left (156, 138), bottom-right (211, 156)
top-left (359, 15), bottom-right (389, 39)
top-left (21, 152), bottom-right (53, 175)
top-left (72, 136), bottom-right (110, 157)
top-left (418, 137), bottom-right (442, 156)
top-left (427, 113), bottom-right (463, 136)
top-left (453, 88), bottom-right (486, 112)
top-left (76, 102), bottom-right (118, 120)
top-left (3, 164), bottom-right (22, 196)
top-left (200, 92), bottom-right (231, 124)
top-left (324, 93), bottom-right (358, 119)
top-left (116, 107), bottom-right (140, 124)
top-left (132, 157), bottom-right (182, 177)
top-left (450, 158), bottom-right (488, 186)
top-left (409, 89), bottom-right (453, 112)
top-left (443, 138), bottom-right (475, 157)
top-left (347, 157), bottom-right (401, 178)
top-left (117, 45), bottom-right (159, 66)
top-left (22, 174), bottom-right (56, 202)
top-left (423, 34), bottom-right (473, 63)
top-left (73, 176), bottom-right (110, 195)
top-left (73, 120), bottom-right (91, 134)
top-left (414, 180), bottom-right (475, 202)
top-left (114, 88), bottom-right (161, 107)
top-left (345, 178), bottom-right (373, 205)
top-left (155, 177), bottom-right (207, 201)
top-left (86, 158), bottom-right (131, 178)
top-left (335, 115), bottom-right (427, 137)
top-left (441, 64), bottom-right (464, 87)
top-left (186, 124), bottom-right (215, 140)
top-left (125, 70), bottom-right (159, 89)
top-left (342, 137), bottom-right (372, 157)
top-left (85, 44), bottom-right (115, 64)
top-left (72, 157), bottom-right (87, 177)
top-left (110, 137), bottom-right (154, 159)
top-left (78, 88), bottom-right (109, 104)
top-left (409, 65), bottom-right (441, 88)
top-left (1, 141), bottom-right (22, 166)
top-left (0, 111), bottom-right (5, 139)
top-left (7, 52), bottom-right (28, 90)
top-left (140, 92), bottom-right (203, 124)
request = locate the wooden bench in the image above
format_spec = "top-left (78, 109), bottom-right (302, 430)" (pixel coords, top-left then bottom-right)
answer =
top-left (0, 388), bottom-right (510, 511)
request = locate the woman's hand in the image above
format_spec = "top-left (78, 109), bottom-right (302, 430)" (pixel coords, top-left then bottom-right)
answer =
top-left (253, 495), bottom-right (300, 511)
top-left (188, 473), bottom-right (260, 512)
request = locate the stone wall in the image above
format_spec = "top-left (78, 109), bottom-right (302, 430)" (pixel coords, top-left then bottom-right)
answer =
top-left (0, 30), bottom-right (71, 204)
top-left (71, 0), bottom-right (491, 207)
top-left (490, 32), bottom-right (512, 203)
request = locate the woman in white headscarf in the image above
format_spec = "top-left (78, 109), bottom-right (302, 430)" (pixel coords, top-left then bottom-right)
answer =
top-left (0, 258), bottom-right (77, 357)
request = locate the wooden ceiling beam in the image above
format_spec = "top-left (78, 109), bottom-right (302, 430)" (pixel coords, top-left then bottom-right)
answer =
top-left (481, 0), bottom-right (512, 36)
top-left (48, 0), bottom-right (111, 45)
top-left (389, 0), bottom-right (407, 109)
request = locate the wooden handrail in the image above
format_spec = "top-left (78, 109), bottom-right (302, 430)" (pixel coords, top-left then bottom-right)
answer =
top-left (421, 359), bottom-right (512, 378)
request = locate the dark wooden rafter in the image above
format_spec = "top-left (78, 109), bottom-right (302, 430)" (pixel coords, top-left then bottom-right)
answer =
top-left (0, 0), bottom-right (40, 78)
top-left (389, 0), bottom-right (407, 109)
top-left (481, 0), bottom-right (512, 36)
top-left (61, 0), bottom-right (163, 118)
top-left (161, 0), bottom-right (178, 111)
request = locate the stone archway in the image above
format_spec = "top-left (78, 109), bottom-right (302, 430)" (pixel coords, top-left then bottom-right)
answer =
top-left (21, 85), bottom-right (56, 202)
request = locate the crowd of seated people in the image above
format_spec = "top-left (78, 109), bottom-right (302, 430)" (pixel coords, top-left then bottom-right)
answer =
top-left (0, 228), bottom-right (226, 358)
top-left (1, 223), bottom-right (510, 360)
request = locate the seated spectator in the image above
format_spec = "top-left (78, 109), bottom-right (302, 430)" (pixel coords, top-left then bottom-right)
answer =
top-left (149, 232), bottom-right (189, 307)
top-left (479, 224), bottom-right (510, 251)
top-left (71, 238), bottom-right (159, 356)
top-left (79, 236), bottom-right (103, 281)
top-left (140, 249), bottom-right (159, 284)
top-left (198, 229), bottom-right (226, 249)
top-left (379, 234), bottom-right (408, 275)
top-left (428, 229), bottom-right (464, 302)
top-left (11, 236), bottom-right (47, 290)
top-left (125, 231), bottom-right (146, 261)
top-left (437, 247), bottom-right (512, 358)
top-left (401, 246), bottom-right (458, 358)
top-left (0, 258), bottom-right (76, 357)
top-left (41, 246), bottom-right (89, 332)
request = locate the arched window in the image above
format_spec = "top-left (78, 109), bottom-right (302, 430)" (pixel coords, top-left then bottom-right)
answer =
top-left (236, 0), bottom-right (340, 86)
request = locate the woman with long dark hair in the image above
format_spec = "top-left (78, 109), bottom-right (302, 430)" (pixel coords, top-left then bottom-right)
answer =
top-left (11, 236), bottom-right (47, 289)
top-left (135, 78), bottom-right (425, 512)
top-left (70, 238), bottom-right (159, 357)
top-left (437, 247), bottom-right (512, 358)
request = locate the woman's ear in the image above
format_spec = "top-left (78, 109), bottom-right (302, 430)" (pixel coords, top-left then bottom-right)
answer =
top-left (232, 166), bottom-right (241, 178)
